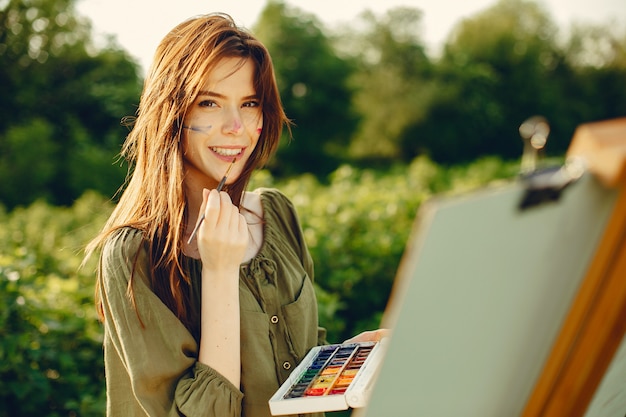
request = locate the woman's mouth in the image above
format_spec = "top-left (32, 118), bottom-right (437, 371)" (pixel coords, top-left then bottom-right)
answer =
top-left (210, 146), bottom-right (242, 157)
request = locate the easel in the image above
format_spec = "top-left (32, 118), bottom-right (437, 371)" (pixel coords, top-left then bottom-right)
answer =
top-left (522, 118), bottom-right (626, 417)
top-left (356, 117), bottom-right (626, 417)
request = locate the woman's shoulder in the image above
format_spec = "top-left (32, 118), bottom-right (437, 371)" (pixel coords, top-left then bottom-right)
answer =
top-left (250, 187), bottom-right (296, 212)
top-left (101, 226), bottom-right (148, 265)
top-left (98, 226), bottom-right (152, 290)
top-left (248, 188), bottom-right (304, 237)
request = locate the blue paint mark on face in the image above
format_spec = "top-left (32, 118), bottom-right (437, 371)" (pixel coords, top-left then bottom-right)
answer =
top-left (183, 125), bottom-right (212, 134)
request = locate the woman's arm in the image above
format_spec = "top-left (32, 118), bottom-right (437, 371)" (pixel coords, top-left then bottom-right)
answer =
top-left (100, 227), bottom-right (244, 417)
top-left (195, 190), bottom-right (249, 388)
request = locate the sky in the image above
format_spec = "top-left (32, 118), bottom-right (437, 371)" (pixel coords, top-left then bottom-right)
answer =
top-left (77, 0), bottom-right (626, 74)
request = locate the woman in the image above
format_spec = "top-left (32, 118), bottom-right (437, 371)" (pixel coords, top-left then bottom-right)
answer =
top-left (86, 13), bottom-right (382, 417)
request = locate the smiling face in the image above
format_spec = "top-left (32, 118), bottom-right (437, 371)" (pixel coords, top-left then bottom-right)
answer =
top-left (182, 57), bottom-right (263, 193)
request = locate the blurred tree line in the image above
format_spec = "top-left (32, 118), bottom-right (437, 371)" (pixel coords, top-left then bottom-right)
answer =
top-left (1, 0), bottom-right (625, 209)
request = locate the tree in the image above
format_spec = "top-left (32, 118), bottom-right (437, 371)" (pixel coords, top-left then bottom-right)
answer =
top-left (254, 0), bottom-right (357, 178)
top-left (401, 58), bottom-right (506, 163)
top-left (0, 0), bottom-right (141, 208)
top-left (424, 0), bottom-right (567, 162)
top-left (340, 7), bottom-right (434, 164)
top-left (560, 22), bottom-right (626, 125)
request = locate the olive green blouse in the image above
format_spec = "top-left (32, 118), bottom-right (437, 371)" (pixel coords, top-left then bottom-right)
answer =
top-left (98, 188), bottom-right (327, 417)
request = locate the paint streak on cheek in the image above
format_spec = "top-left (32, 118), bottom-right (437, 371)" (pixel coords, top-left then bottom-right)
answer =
top-left (185, 124), bottom-right (213, 135)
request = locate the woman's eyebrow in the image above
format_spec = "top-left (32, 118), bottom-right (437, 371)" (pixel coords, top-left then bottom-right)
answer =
top-left (197, 90), bottom-right (259, 100)
top-left (197, 90), bottom-right (220, 98)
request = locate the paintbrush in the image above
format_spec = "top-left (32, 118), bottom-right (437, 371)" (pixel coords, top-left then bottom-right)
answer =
top-left (187, 157), bottom-right (237, 245)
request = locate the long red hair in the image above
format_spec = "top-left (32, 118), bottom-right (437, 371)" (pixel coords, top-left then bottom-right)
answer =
top-left (85, 13), bottom-right (290, 332)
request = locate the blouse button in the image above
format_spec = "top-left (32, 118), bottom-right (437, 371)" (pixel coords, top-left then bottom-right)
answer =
top-left (270, 315), bottom-right (279, 324)
top-left (283, 361), bottom-right (291, 370)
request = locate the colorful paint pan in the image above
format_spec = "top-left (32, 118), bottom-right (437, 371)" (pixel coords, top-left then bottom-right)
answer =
top-left (269, 340), bottom-right (388, 415)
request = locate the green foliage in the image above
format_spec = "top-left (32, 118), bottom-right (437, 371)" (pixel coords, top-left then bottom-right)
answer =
top-left (418, 0), bottom-right (626, 163)
top-left (0, 0), bottom-right (141, 209)
top-left (1, 158), bottom-right (518, 415)
top-left (3, 0), bottom-right (626, 210)
top-left (0, 192), bottom-right (112, 416)
top-left (339, 8), bottom-right (435, 162)
top-left (402, 56), bottom-right (510, 163)
top-left (0, 119), bottom-right (58, 206)
top-left (341, 0), bottom-right (626, 166)
top-left (254, 0), bottom-right (358, 178)
top-left (559, 22), bottom-right (626, 128)
top-left (424, 0), bottom-right (566, 161)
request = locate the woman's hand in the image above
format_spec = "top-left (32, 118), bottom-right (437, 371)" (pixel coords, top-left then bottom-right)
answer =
top-left (343, 328), bottom-right (390, 344)
top-left (196, 188), bottom-right (249, 272)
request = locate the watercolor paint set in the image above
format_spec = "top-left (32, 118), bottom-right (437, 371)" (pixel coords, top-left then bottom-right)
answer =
top-left (268, 340), bottom-right (387, 415)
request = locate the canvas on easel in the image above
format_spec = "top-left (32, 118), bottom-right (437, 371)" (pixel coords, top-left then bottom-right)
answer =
top-left (355, 118), bottom-right (626, 417)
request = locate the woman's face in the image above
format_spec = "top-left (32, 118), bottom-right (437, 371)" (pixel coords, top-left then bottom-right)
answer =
top-left (182, 57), bottom-right (263, 190)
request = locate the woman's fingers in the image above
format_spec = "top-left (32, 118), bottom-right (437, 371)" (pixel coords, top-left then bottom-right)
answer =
top-left (343, 329), bottom-right (391, 344)
top-left (197, 190), bottom-right (249, 266)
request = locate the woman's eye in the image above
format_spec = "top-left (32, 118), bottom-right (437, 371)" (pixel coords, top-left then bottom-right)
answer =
top-left (199, 100), bottom-right (217, 108)
top-left (243, 100), bottom-right (260, 108)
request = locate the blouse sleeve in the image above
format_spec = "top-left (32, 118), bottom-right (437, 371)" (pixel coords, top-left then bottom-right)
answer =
top-left (98, 227), bottom-right (244, 417)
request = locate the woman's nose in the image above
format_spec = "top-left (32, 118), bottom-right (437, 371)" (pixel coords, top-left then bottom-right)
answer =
top-left (223, 110), bottom-right (243, 135)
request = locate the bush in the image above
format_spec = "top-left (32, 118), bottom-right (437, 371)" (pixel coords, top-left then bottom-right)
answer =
top-left (0, 157), bottom-right (518, 415)
top-left (0, 192), bottom-right (111, 416)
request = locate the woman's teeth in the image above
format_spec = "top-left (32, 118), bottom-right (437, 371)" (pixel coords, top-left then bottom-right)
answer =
top-left (211, 147), bottom-right (240, 156)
